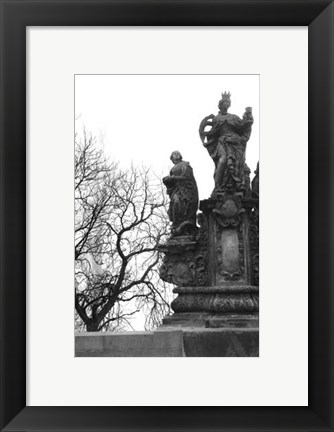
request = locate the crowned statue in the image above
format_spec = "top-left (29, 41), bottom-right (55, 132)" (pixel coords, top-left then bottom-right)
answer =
top-left (199, 91), bottom-right (253, 195)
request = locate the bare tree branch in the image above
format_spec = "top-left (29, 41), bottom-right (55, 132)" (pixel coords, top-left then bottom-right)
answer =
top-left (75, 130), bottom-right (173, 332)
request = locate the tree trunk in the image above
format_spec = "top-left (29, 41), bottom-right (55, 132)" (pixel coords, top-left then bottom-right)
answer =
top-left (86, 321), bottom-right (100, 332)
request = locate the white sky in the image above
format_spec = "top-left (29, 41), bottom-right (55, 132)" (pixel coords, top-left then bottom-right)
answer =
top-left (75, 74), bottom-right (259, 199)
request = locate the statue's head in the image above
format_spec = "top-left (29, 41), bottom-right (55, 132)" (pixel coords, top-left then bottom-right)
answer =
top-left (170, 151), bottom-right (182, 164)
top-left (218, 91), bottom-right (231, 113)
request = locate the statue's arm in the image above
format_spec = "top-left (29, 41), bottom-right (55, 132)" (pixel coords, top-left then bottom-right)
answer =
top-left (230, 113), bottom-right (253, 134)
top-left (242, 109), bottom-right (254, 127)
top-left (171, 175), bottom-right (187, 181)
top-left (170, 162), bottom-right (188, 181)
top-left (170, 168), bottom-right (187, 181)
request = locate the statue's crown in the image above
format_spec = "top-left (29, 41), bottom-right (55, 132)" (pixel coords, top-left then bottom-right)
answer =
top-left (221, 91), bottom-right (231, 100)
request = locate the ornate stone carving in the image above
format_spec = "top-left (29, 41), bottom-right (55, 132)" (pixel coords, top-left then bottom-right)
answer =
top-left (250, 204), bottom-right (259, 286)
top-left (199, 92), bottom-right (253, 196)
top-left (171, 286), bottom-right (259, 313)
top-left (159, 249), bottom-right (208, 287)
top-left (159, 212), bottom-right (209, 287)
top-left (163, 151), bottom-right (199, 237)
top-left (212, 191), bottom-right (245, 228)
top-left (216, 225), bottom-right (245, 282)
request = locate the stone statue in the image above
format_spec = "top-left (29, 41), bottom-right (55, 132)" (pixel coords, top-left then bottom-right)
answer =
top-left (244, 163), bottom-right (252, 198)
top-left (158, 95), bottom-right (259, 341)
top-left (199, 91), bottom-right (253, 195)
top-left (251, 162), bottom-right (259, 196)
top-left (163, 151), bottom-right (199, 236)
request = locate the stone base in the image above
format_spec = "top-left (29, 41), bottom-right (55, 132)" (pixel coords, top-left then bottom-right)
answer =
top-left (182, 327), bottom-right (259, 357)
top-left (162, 312), bottom-right (259, 329)
top-left (171, 285), bottom-right (259, 313)
top-left (160, 312), bottom-right (259, 356)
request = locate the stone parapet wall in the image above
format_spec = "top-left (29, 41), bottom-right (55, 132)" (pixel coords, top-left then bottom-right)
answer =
top-left (75, 327), bottom-right (259, 357)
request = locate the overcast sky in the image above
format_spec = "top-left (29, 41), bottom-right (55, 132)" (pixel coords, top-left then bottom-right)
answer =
top-left (75, 74), bottom-right (259, 199)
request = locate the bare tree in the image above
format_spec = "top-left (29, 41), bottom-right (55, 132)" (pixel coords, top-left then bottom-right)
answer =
top-left (75, 131), bottom-right (172, 332)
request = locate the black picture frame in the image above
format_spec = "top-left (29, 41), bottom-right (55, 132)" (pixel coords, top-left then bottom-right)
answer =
top-left (1, 0), bottom-right (333, 431)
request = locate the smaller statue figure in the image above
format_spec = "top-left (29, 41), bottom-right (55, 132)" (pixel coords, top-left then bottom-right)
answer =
top-left (251, 162), bottom-right (259, 197)
top-left (244, 163), bottom-right (252, 198)
top-left (163, 151), bottom-right (199, 236)
top-left (199, 91), bottom-right (254, 195)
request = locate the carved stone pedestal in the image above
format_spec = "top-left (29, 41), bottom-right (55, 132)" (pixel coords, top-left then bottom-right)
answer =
top-left (158, 235), bottom-right (207, 287)
top-left (159, 191), bottom-right (259, 343)
top-left (199, 193), bottom-right (258, 287)
top-left (162, 285), bottom-right (258, 330)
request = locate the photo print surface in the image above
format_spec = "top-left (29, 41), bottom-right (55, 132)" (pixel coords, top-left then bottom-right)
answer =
top-left (74, 74), bottom-right (259, 357)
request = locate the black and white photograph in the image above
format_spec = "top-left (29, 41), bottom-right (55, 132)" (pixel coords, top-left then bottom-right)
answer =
top-left (74, 75), bottom-right (259, 356)
top-left (3, 2), bottom-right (332, 428)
